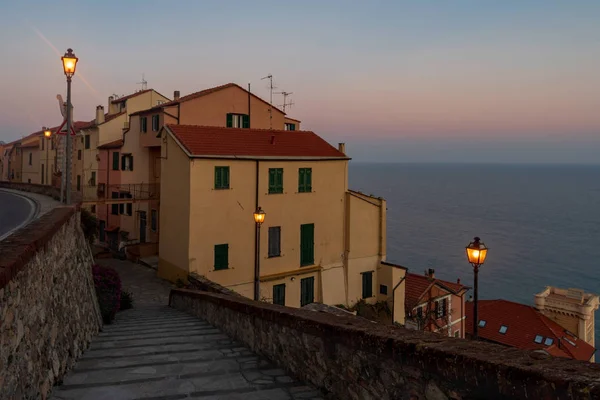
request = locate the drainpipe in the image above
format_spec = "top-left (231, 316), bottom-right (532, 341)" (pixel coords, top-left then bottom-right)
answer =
top-left (391, 275), bottom-right (407, 326)
top-left (254, 160), bottom-right (259, 300)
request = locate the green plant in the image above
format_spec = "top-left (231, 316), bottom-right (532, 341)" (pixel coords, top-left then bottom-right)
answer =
top-left (92, 264), bottom-right (121, 324)
top-left (80, 208), bottom-right (98, 245)
top-left (175, 278), bottom-right (185, 288)
top-left (120, 290), bottom-right (134, 310)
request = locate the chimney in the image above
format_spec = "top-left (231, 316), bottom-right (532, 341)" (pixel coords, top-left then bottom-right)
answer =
top-left (270, 135), bottom-right (275, 145)
top-left (427, 268), bottom-right (435, 278)
top-left (108, 96), bottom-right (114, 107)
top-left (338, 143), bottom-right (346, 154)
top-left (174, 90), bottom-right (180, 101)
top-left (457, 278), bottom-right (461, 285)
top-left (95, 106), bottom-right (105, 124)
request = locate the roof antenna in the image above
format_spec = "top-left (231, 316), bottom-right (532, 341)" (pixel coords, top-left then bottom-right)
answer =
top-left (137, 73), bottom-right (148, 91)
top-left (261, 74), bottom-right (276, 130)
top-left (275, 91), bottom-right (294, 113)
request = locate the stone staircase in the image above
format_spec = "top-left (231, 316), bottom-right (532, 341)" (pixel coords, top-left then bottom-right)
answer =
top-left (50, 260), bottom-right (323, 400)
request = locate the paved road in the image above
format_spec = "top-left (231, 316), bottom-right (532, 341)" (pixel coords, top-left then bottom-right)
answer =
top-left (51, 260), bottom-right (323, 400)
top-left (0, 190), bottom-right (35, 240)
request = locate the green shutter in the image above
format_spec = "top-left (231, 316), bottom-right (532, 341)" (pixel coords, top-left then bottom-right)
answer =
top-left (215, 167), bottom-right (221, 188)
top-left (268, 168), bottom-right (276, 193)
top-left (301, 277), bottom-right (314, 306)
top-left (298, 169), bottom-right (305, 192)
top-left (226, 113), bottom-right (233, 128)
top-left (273, 284), bottom-right (285, 306)
top-left (214, 244), bottom-right (229, 270)
top-left (129, 156), bottom-right (134, 171)
top-left (242, 114), bottom-right (250, 128)
top-left (111, 192), bottom-right (118, 215)
top-left (306, 168), bottom-right (312, 191)
top-left (215, 167), bottom-right (229, 189)
top-left (362, 272), bottom-right (373, 298)
top-left (268, 168), bottom-right (283, 194)
top-left (300, 223), bottom-right (314, 266)
top-left (112, 152), bottom-right (119, 170)
top-left (290, 124), bottom-right (296, 131)
top-left (298, 168), bottom-right (312, 192)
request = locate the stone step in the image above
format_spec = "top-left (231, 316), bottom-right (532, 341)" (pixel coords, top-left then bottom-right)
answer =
top-left (87, 330), bottom-right (227, 351)
top-left (95, 326), bottom-right (215, 342)
top-left (101, 319), bottom-right (206, 332)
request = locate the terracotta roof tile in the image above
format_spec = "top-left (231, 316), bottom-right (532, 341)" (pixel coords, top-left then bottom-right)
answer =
top-left (405, 272), bottom-right (470, 311)
top-left (98, 139), bottom-right (123, 149)
top-left (131, 83), bottom-right (285, 116)
top-left (110, 89), bottom-right (152, 103)
top-left (465, 300), bottom-right (596, 361)
top-left (166, 124), bottom-right (347, 159)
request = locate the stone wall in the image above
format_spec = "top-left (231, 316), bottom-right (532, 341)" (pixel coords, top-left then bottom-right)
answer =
top-left (170, 289), bottom-right (600, 400)
top-left (0, 207), bottom-right (102, 399)
top-left (0, 181), bottom-right (60, 201)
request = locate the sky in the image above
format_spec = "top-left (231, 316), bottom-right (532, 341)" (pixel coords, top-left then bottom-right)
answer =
top-left (0, 1), bottom-right (599, 163)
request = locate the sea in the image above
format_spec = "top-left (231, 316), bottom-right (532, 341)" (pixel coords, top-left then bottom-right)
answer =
top-left (348, 163), bottom-right (600, 346)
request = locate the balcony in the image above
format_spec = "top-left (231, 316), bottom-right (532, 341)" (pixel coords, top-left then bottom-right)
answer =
top-left (79, 183), bottom-right (160, 203)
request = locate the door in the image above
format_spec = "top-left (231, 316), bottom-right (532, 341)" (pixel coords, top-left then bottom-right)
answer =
top-left (300, 277), bottom-right (315, 306)
top-left (300, 223), bottom-right (314, 266)
top-left (139, 211), bottom-right (147, 243)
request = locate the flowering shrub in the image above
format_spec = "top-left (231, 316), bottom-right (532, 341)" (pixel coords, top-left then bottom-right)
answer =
top-left (92, 264), bottom-right (122, 324)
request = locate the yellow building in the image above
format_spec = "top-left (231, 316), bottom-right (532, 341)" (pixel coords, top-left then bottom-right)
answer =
top-left (158, 124), bottom-right (387, 309)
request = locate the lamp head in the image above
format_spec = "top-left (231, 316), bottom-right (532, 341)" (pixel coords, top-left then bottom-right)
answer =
top-left (61, 48), bottom-right (78, 78)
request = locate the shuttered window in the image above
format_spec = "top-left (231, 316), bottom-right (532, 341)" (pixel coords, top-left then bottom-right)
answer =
top-left (84, 135), bottom-right (90, 149)
top-left (268, 227), bottom-right (281, 257)
top-left (214, 244), bottom-right (229, 270)
top-left (112, 152), bottom-right (119, 170)
top-left (273, 284), bottom-right (285, 306)
top-left (226, 113), bottom-right (249, 128)
top-left (298, 168), bottom-right (312, 192)
top-left (151, 209), bottom-right (157, 231)
top-left (268, 168), bottom-right (283, 194)
top-left (141, 117), bottom-right (147, 133)
top-left (300, 277), bottom-right (315, 306)
top-left (284, 123), bottom-right (296, 131)
top-left (300, 223), bottom-right (314, 266)
top-left (152, 115), bottom-right (160, 131)
top-left (362, 271), bottom-right (373, 299)
top-left (214, 166), bottom-right (230, 189)
top-left (111, 192), bottom-right (119, 215)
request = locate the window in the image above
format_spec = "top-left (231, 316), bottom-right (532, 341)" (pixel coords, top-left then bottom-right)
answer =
top-left (84, 134), bottom-right (90, 149)
top-left (76, 175), bottom-right (81, 191)
top-left (268, 226), bottom-right (281, 257)
top-left (119, 192), bottom-right (125, 214)
top-left (273, 284), bottom-right (285, 306)
top-left (121, 154), bottom-right (134, 171)
top-left (140, 117), bottom-right (147, 133)
top-left (416, 307), bottom-right (423, 319)
top-left (77, 150), bottom-right (82, 160)
top-left (454, 330), bottom-right (460, 338)
top-left (214, 244), bottom-right (229, 270)
top-left (51, 140), bottom-right (54, 150)
top-left (534, 335), bottom-right (544, 344)
top-left (27, 179), bottom-right (31, 183)
top-left (300, 223), bottom-right (314, 266)
top-left (120, 192), bottom-right (132, 215)
top-left (284, 123), bottom-right (296, 131)
top-left (436, 298), bottom-right (448, 318)
top-left (28, 153), bottom-right (32, 165)
top-left (300, 277), bottom-right (314, 306)
top-left (90, 171), bottom-right (96, 186)
top-left (152, 114), bottom-right (160, 131)
top-left (298, 168), bottom-right (312, 193)
top-left (478, 320), bottom-right (486, 328)
top-left (226, 113), bottom-right (249, 128)
top-left (362, 271), bottom-right (373, 299)
top-left (41, 139), bottom-right (44, 150)
top-left (214, 166), bottom-right (230, 189)
top-left (544, 338), bottom-right (554, 346)
top-left (111, 192), bottom-right (119, 215)
top-left (112, 152), bottom-right (119, 170)
top-left (151, 209), bottom-right (157, 232)
top-left (268, 168), bottom-right (283, 194)
top-left (380, 284), bottom-right (388, 295)
top-left (499, 325), bottom-right (508, 334)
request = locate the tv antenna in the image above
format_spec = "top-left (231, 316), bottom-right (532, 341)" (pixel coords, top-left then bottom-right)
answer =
top-left (137, 73), bottom-right (148, 91)
top-left (261, 74), bottom-right (276, 129)
top-left (275, 91), bottom-right (294, 113)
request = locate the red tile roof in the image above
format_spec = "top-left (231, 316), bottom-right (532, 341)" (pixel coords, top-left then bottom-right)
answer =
top-left (130, 83), bottom-right (285, 116)
top-left (166, 124), bottom-right (347, 159)
top-left (465, 300), bottom-right (596, 361)
top-left (98, 139), bottom-right (123, 149)
top-left (405, 272), bottom-right (470, 311)
top-left (110, 89), bottom-right (152, 103)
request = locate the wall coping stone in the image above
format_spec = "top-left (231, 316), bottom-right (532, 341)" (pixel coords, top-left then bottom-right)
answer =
top-left (170, 288), bottom-right (600, 399)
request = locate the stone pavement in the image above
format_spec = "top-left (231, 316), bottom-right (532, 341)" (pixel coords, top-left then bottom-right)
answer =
top-left (50, 259), bottom-right (324, 400)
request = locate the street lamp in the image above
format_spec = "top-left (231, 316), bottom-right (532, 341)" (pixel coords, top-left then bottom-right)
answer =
top-left (466, 236), bottom-right (489, 339)
top-left (43, 127), bottom-right (52, 185)
top-left (61, 48), bottom-right (78, 204)
top-left (253, 207), bottom-right (266, 301)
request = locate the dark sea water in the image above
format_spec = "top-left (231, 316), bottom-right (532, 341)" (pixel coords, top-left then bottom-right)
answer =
top-left (349, 163), bottom-right (600, 345)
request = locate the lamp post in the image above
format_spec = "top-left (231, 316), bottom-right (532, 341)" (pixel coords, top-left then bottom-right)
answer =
top-left (61, 48), bottom-right (78, 204)
top-left (43, 127), bottom-right (52, 185)
top-left (253, 207), bottom-right (266, 301)
top-left (466, 236), bottom-right (489, 339)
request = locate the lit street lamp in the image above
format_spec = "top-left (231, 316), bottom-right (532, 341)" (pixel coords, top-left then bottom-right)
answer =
top-left (466, 236), bottom-right (489, 339)
top-left (253, 207), bottom-right (266, 301)
top-left (43, 127), bottom-right (52, 185)
top-left (61, 48), bottom-right (78, 204)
